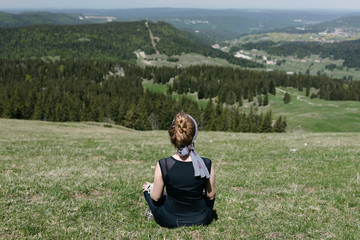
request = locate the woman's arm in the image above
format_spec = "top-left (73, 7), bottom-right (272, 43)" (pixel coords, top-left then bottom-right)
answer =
top-left (205, 165), bottom-right (216, 200)
top-left (150, 162), bottom-right (164, 201)
top-left (142, 162), bottom-right (164, 201)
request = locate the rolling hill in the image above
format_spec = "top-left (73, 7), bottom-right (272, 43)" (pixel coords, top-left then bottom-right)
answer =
top-left (268, 15), bottom-right (360, 34)
top-left (0, 20), bottom-right (261, 67)
top-left (0, 11), bottom-right (85, 27)
top-left (1, 9), bottom-right (355, 41)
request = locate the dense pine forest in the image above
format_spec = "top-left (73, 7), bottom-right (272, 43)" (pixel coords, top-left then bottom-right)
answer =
top-left (0, 59), bottom-right (285, 132)
top-left (0, 11), bottom-right (84, 28)
top-left (2, 57), bottom-right (360, 132)
top-left (146, 65), bottom-right (360, 102)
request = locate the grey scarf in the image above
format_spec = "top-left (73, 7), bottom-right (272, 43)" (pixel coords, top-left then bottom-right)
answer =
top-left (178, 115), bottom-right (210, 179)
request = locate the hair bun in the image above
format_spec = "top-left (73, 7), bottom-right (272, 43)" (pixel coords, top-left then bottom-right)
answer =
top-left (169, 113), bottom-right (196, 149)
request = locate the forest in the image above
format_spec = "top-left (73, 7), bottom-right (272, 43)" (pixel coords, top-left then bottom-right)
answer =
top-left (0, 21), bottom-right (261, 68)
top-left (235, 39), bottom-right (360, 69)
top-left (0, 59), bottom-right (285, 132)
top-left (0, 11), bottom-right (84, 28)
top-left (2, 57), bottom-right (360, 133)
top-left (145, 65), bottom-right (360, 102)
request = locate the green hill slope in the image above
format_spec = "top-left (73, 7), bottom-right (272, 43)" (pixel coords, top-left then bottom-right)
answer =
top-left (267, 87), bottom-right (360, 132)
top-left (0, 20), bottom-right (261, 67)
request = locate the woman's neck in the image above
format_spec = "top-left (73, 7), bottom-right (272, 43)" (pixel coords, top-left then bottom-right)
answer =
top-left (172, 154), bottom-right (192, 162)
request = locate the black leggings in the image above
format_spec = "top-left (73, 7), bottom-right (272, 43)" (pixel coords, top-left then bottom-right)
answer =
top-left (143, 192), bottom-right (215, 228)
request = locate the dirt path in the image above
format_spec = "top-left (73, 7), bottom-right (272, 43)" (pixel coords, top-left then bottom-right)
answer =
top-left (145, 21), bottom-right (160, 55)
top-left (276, 88), bottom-right (339, 108)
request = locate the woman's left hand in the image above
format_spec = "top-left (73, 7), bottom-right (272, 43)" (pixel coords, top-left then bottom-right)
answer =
top-left (142, 182), bottom-right (153, 193)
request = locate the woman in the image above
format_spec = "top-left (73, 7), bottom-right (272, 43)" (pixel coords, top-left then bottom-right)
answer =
top-left (142, 113), bottom-right (216, 228)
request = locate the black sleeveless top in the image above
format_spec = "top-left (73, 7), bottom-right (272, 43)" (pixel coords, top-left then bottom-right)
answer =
top-left (157, 156), bottom-right (212, 227)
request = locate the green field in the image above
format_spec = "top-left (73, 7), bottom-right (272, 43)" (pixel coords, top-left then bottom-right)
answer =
top-left (229, 49), bottom-right (360, 80)
top-left (261, 87), bottom-right (360, 133)
top-left (136, 51), bottom-right (235, 68)
top-left (0, 119), bottom-right (359, 239)
top-left (233, 32), bottom-right (360, 45)
top-left (142, 80), bottom-right (209, 108)
top-left (142, 81), bottom-right (360, 133)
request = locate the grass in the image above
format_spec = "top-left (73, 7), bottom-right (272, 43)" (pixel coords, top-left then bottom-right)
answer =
top-left (142, 81), bottom-right (168, 94)
top-left (230, 49), bottom-right (360, 80)
top-left (135, 50), bottom-right (235, 68)
top-left (142, 80), bottom-right (209, 108)
top-left (0, 118), bottom-right (359, 239)
top-left (262, 87), bottom-right (360, 132)
top-left (142, 78), bottom-right (360, 133)
top-left (234, 32), bottom-right (360, 45)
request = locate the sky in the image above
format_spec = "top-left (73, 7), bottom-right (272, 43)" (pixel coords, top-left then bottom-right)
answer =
top-left (1, 0), bottom-right (360, 10)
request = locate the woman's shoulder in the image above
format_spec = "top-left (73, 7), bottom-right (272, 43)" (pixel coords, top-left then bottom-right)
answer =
top-left (158, 157), bottom-right (178, 170)
top-left (201, 157), bottom-right (212, 162)
top-left (158, 156), bottom-right (175, 164)
top-left (201, 157), bottom-right (212, 171)
top-left (201, 157), bottom-right (212, 164)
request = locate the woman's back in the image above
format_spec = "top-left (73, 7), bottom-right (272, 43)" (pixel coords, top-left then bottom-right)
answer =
top-left (157, 157), bottom-right (212, 226)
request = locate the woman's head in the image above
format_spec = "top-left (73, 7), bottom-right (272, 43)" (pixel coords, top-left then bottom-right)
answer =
top-left (169, 113), bottom-right (196, 149)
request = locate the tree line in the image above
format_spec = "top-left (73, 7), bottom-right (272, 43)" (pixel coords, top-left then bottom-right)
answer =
top-left (0, 59), bottom-right (285, 132)
top-left (144, 65), bottom-right (360, 102)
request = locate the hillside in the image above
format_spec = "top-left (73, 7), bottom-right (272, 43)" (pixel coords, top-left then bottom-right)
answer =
top-left (0, 11), bottom-right (84, 27)
top-left (1, 118), bottom-right (359, 238)
top-left (81, 9), bottom-right (355, 40)
top-left (0, 20), bottom-right (260, 67)
top-left (276, 15), bottom-right (360, 34)
top-left (1, 9), bottom-right (353, 41)
top-left (316, 15), bottom-right (360, 29)
top-left (235, 39), bottom-right (360, 69)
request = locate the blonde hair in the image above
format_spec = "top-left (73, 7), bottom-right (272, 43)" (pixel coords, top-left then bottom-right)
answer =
top-left (168, 113), bottom-right (196, 149)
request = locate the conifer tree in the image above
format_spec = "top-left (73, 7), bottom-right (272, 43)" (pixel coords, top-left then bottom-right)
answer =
top-left (269, 79), bottom-right (276, 95)
top-left (283, 92), bottom-right (291, 104)
top-left (257, 95), bottom-right (262, 106)
top-left (263, 93), bottom-right (269, 106)
top-left (203, 99), bottom-right (214, 130)
top-left (274, 116), bottom-right (286, 132)
top-left (306, 86), bottom-right (310, 97)
top-left (260, 110), bottom-right (273, 133)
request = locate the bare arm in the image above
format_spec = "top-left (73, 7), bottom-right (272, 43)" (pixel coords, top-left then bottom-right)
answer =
top-left (142, 162), bottom-right (164, 201)
top-left (205, 165), bottom-right (215, 200)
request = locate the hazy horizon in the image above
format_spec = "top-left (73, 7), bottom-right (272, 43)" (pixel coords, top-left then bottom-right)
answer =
top-left (1, 0), bottom-right (360, 11)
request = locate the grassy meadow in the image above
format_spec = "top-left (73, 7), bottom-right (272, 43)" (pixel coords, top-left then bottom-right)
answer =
top-left (0, 118), bottom-right (359, 239)
top-left (265, 87), bottom-right (360, 133)
top-left (142, 80), bottom-right (360, 133)
top-left (230, 49), bottom-right (360, 80)
top-left (136, 51), bottom-right (235, 68)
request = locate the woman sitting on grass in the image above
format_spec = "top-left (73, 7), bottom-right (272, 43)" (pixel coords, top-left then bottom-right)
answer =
top-left (142, 113), bottom-right (216, 228)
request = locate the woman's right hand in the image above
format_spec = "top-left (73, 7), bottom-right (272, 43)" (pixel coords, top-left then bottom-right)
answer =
top-left (142, 182), bottom-right (152, 193)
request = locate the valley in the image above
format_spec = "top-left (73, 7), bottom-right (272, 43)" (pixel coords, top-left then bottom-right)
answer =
top-left (0, 9), bottom-right (359, 134)
top-left (0, 6), bottom-right (360, 239)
